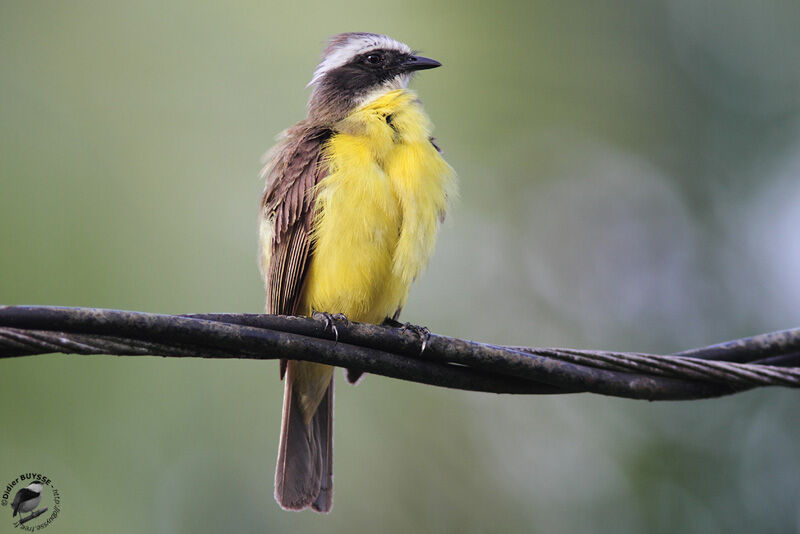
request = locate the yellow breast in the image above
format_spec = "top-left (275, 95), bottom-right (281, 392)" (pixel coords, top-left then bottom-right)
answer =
top-left (299, 89), bottom-right (455, 323)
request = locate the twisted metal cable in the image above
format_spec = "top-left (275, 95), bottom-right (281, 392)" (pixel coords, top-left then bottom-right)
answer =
top-left (1, 306), bottom-right (798, 400)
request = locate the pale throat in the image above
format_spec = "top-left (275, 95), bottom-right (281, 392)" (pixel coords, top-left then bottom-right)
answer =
top-left (353, 74), bottom-right (411, 108)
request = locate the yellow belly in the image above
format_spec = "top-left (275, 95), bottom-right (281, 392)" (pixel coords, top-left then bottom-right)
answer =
top-left (292, 89), bottom-right (454, 417)
top-left (298, 89), bottom-right (455, 324)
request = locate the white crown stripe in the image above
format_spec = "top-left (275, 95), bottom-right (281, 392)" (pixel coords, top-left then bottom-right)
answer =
top-left (308, 34), bottom-right (411, 87)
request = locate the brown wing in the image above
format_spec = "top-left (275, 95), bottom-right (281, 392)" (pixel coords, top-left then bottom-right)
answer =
top-left (260, 126), bottom-right (331, 377)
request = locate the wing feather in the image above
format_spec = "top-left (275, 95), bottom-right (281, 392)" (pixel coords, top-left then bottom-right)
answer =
top-left (261, 126), bottom-right (330, 314)
top-left (261, 126), bottom-right (330, 379)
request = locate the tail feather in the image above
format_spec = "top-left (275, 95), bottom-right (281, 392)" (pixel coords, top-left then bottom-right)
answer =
top-left (275, 362), bottom-right (334, 512)
top-left (311, 381), bottom-right (333, 512)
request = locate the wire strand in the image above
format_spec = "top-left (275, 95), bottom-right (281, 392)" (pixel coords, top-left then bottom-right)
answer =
top-left (0, 305), bottom-right (798, 400)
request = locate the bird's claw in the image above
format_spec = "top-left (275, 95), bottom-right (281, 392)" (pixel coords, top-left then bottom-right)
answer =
top-left (401, 323), bottom-right (431, 354)
top-left (312, 311), bottom-right (349, 341)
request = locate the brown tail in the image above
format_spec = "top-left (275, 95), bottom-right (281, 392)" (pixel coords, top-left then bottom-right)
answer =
top-left (274, 362), bottom-right (333, 513)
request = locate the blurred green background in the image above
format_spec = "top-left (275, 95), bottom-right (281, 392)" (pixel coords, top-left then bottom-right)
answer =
top-left (2, 0), bottom-right (800, 532)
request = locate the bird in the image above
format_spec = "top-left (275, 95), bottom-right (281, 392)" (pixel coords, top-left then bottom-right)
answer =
top-left (11, 480), bottom-right (43, 520)
top-left (259, 32), bottom-right (456, 513)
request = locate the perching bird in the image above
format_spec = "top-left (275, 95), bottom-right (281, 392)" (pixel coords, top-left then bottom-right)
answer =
top-left (11, 481), bottom-right (43, 520)
top-left (259, 33), bottom-right (455, 512)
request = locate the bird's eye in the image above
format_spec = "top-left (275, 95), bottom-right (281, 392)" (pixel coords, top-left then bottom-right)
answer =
top-left (365, 53), bottom-right (383, 65)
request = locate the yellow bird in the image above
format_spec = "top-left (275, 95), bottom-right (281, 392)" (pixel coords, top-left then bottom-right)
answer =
top-left (259, 33), bottom-right (456, 512)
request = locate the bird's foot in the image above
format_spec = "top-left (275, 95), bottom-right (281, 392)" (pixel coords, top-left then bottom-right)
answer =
top-left (401, 322), bottom-right (431, 354)
top-left (312, 311), bottom-right (349, 341)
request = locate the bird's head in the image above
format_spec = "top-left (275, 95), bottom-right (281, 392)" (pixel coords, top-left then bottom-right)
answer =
top-left (307, 33), bottom-right (441, 121)
top-left (26, 481), bottom-right (43, 492)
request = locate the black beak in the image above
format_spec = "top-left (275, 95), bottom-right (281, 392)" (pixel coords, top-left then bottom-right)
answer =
top-left (401, 55), bottom-right (442, 72)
